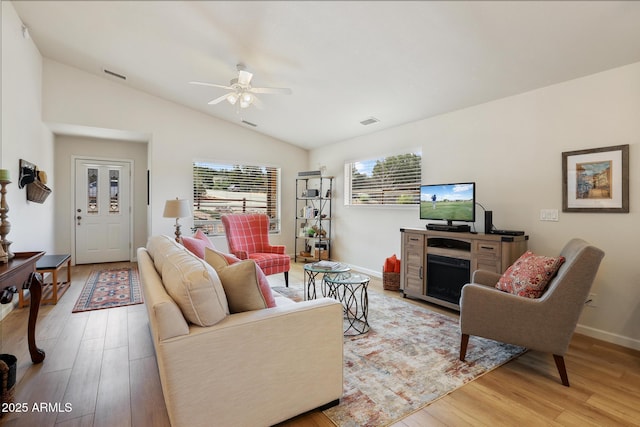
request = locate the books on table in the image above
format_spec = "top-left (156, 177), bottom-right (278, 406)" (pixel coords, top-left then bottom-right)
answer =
top-left (312, 260), bottom-right (341, 270)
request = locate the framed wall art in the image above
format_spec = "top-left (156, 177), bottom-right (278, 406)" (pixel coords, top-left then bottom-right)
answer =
top-left (562, 144), bottom-right (629, 213)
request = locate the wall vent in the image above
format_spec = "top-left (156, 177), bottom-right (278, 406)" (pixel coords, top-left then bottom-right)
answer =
top-left (360, 117), bottom-right (380, 126)
top-left (103, 68), bottom-right (127, 80)
top-left (241, 120), bottom-right (257, 127)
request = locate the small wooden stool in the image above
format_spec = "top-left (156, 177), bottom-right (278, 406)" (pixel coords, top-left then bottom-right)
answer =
top-left (19, 254), bottom-right (71, 307)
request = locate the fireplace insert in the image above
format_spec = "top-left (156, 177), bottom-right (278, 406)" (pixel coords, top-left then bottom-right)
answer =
top-left (426, 254), bottom-right (470, 305)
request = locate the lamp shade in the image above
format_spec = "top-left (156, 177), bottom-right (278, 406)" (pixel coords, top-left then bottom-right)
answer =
top-left (163, 198), bottom-right (191, 218)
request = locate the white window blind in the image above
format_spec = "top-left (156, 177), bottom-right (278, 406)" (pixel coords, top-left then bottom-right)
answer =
top-left (345, 152), bottom-right (422, 206)
top-left (193, 161), bottom-right (281, 235)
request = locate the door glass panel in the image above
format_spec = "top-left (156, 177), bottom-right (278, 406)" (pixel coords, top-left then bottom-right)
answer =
top-left (88, 168), bottom-right (98, 214)
top-left (110, 169), bottom-right (120, 213)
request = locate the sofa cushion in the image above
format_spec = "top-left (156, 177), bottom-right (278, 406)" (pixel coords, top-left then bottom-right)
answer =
top-left (161, 244), bottom-right (229, 326)
top-left (147, 235), bottom-right (180, 274)
top-left (181, 229), bottom-right (214, 259)
top-left (496, 251), bottom-right (566, 298)
top-left (204, 249), bottom-right (276, 310)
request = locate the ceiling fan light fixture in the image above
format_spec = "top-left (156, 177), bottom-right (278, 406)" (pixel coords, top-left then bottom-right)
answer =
top-left (239, 92), bottom-right (253, 108)
top-left (227, 93), bottom-right (239, 105)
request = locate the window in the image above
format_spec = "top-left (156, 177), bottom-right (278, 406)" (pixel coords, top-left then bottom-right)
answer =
top-left (193, 161), bottom-right (281, 235)
top-left (345, 151), bottom-right (422, 206)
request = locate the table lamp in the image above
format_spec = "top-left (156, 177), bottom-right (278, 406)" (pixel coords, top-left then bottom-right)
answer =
top-left (163, 198), bottom-right (191, 242)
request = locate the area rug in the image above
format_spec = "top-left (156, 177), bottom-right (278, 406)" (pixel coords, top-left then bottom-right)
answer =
top-left (72, 267), bottom-right (143, 313)
top-left (272, 285), bottom-right (525, 427)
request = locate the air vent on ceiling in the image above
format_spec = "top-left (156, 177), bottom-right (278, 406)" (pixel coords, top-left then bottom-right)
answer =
top-left (241, 120), bottom-right (257, 127)
top-left (103, 68), bottom-right (127, 80)
top-left (360, 117), bottom-right (380, 126)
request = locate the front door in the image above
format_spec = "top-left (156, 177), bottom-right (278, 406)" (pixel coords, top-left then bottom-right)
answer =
top-left (75, 159), bottom-right (131, 264)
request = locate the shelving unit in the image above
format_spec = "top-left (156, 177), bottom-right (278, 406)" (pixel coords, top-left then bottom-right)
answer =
top-left (295, 175), bottom-right (333, 262)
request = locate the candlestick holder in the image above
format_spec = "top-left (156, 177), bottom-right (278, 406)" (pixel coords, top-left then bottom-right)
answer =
top-left (0, 179), bottom-right (14, 260)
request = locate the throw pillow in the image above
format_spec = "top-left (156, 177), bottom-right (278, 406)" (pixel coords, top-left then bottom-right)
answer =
top-left (496, 251), bottom-right (566, 298)
top-left (204, 247), bottom-right (277, 309)
top-left (384, 254), bottom-right (397, 273)
top-left (161, 246), bottom-right (229, 326)
top-left (217, 259), bottom-right (270, 313)
top-left (181, 229), bottom-right (214, 259)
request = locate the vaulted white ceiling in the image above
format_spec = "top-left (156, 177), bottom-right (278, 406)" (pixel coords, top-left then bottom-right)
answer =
top-left (12, 1), bottom-right (640, 149)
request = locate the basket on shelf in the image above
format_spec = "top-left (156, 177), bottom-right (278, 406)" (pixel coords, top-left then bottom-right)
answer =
top-left (382, 271), bottom-right (401, 291)
top-left (26, 180), bottom-right (52, 204)
top-left (0, 354), bottom-right (17, 411)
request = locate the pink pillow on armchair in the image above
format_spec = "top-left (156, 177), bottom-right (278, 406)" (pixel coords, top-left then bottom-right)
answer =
top-left (181, 229), bottom-right (214, 258)
top-left (496, 251), bottom-right (566, 298)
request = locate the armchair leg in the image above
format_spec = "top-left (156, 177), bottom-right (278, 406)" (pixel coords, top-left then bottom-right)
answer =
top-left (553, 354), bottom-right (570, 387)
top-left (460, 333), bottom-right (469, 361)
top-left (284, 271), bottom-right (289, 287)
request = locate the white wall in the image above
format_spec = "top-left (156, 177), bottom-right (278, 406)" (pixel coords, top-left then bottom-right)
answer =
top-left (42, 59), bottom-right (308, 252)
top-left (54, 136), bottom-right (148, 259)
top-left (1, 2), bottom-right (55, 255)
top-left (312, 62), bottom-right (640, 349)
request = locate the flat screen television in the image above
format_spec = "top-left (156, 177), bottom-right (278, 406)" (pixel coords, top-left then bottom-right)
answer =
top-left (420, 182), bottom-right (476, 227)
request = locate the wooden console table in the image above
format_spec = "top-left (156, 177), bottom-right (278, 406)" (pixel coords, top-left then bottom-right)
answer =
top-left (0, 251), bottom-right (46, 363)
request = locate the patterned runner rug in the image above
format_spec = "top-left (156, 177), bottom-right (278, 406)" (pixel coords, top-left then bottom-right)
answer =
top-left (72, 267), bottom-right (143, 313)
top-left (272, 285), bottom-right (525, 427)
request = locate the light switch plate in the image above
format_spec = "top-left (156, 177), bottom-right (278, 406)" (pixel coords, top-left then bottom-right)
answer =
top-left (540, 209), bottom-right (559, 221)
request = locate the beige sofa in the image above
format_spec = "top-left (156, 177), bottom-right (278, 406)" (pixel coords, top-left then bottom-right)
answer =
top-left (137, 235), bottom-right (343, 427)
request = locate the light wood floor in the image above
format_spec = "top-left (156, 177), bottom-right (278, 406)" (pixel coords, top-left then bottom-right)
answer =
top-left (1, 262), bottom-right (639, 426)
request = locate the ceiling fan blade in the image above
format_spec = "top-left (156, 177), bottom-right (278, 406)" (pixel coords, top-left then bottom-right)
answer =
top-left (238, 70), bottom-right (253, 86)
top-left (190, 81), bottom-right (233, 90)
top-left (250, 87), bottom-right (292, 95)
top-left (208, 94), bottom-right (231, 105)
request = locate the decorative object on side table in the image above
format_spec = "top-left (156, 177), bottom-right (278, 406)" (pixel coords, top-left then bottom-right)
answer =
top-left (562, 144), bottom-right (629, 213)
top-left (0, 169), bottom-right (13, 260)
top-left (163, 198), bottom-right (191, 242)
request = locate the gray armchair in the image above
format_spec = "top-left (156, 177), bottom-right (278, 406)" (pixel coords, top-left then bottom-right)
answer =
top-left (459, 238), bottom-right (605, 386)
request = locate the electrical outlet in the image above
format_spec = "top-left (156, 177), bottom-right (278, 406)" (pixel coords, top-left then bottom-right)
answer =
top-left (540, 209), bottom-right (559, 221)
top-left (586, 293), bottom-right (598, 307)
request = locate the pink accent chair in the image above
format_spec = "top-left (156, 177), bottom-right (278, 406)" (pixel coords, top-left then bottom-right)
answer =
top-left (221, 214), bottom-right (290, 287)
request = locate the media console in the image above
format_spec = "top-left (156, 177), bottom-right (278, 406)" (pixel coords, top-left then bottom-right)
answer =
top-left (400, 228), bottom-right (528, 310)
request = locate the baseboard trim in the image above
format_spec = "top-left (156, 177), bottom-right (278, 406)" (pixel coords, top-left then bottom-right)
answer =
top-left (574, 324), bottom-right (640, 351)
top-left (346, 264), bottom-right (382, 279)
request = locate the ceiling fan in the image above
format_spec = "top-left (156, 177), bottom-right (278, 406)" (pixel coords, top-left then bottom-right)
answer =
top-left (190, 64), bottom-right (292, 109)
